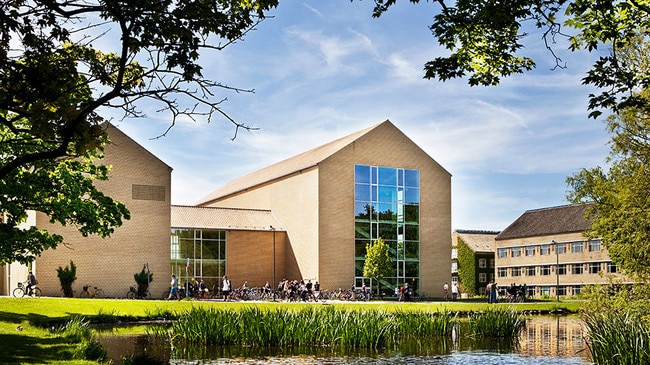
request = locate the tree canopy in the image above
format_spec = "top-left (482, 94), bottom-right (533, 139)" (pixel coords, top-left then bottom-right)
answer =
top-left (368, 0), bottom-right (650, 118)
top-left (0, 0), bottom-right (278, 264)
top-left (567, 33), bottom-right (650, 278)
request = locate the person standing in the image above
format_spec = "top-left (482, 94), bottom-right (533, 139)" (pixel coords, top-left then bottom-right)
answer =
top-left (451, 282), bottom-right (459, 301)
top-left (489, 280), bottom-right (498, 304)
top-left (167, 274), bottom-right (179, 300)
top-left (222, 275), bottom-right (232, 301)
top-left (443, 282), bottom-right (449, 301)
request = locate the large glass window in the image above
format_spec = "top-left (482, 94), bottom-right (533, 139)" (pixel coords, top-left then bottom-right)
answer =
top-left (170, 228), bottom-right (226, 290)
top-left (355, 164), bottom-right (420, 294)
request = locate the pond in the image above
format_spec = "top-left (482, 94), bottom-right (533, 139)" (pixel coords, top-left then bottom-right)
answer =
top-left (99, 316), bottom-right (591, 364)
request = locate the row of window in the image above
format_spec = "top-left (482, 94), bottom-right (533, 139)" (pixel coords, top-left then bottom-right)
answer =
top-left (497, 261), bottom-right (617, 278)
top-left (477, 285), bottom-right (584, 296)
top-left (497, 239), bottom-right (602, 258)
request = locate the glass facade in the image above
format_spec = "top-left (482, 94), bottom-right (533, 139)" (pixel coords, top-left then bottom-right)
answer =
top-left (354, 164), bottom-right (420, 294)
top-left (170, 228), bottom-right (226, 290)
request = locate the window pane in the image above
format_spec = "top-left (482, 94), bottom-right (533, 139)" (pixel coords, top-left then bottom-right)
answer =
top-left (201, 241), bottom-right (220, 260)
top-left (405, 242), bottom-right (419, 259)
top-left (379, 223), bottom-right (397, 241)
top-left (378, 203), bottom-right (397, 221)
top-left (202, 230), bottom-right (222, 240)
top-left (378, 186), bottom-right (396, 202)
top-left (355, 260), bottom-right (365, 276)
top-left (404, 205), bottom-right (419, 223)
top-left (404, 170), bottom-right (419, 187)
top-left (405, 261), bottom-right (419, 277)
top-left (355, 183), bottom-right (370, 201)
top-left (355, 202), bottom-right (372, 220)
top-left (355, 165), bottom-right (370, 183)
top-left (404, 188), bottom-right (419, 204)
top-left (355, 222), bottom-right (371, 239)
top-left (355, 241), bottom-right (367, 259)
top-left (378, 167), bottom-right (397, 185)
top-left (405, 224), bottom-right (419, 241)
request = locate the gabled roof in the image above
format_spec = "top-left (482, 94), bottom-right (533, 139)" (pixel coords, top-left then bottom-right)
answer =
top-left (453, 230), bottom-right (499, 253)
top-left (495, 203), bottom-right (593, 241)
top-left (196, 120), bottom-right (394, 205)
top-left (104, 122), bottom-right (172, 171)
top-left (171, 205), bottom-right (283, 231)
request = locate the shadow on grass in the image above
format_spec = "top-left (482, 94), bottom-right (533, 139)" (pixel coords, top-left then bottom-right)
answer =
top-left (0, 332), bottom-right (76, 364)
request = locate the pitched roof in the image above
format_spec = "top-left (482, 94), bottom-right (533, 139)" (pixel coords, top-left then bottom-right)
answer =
top-left (171, 205), bottom-right (283, 231)
top-left (453, 230), bottom-right (499, 253)
top-left (196, 120), bottom-right (388, 205)
top-left (495, 203), bottom-right (593, 241)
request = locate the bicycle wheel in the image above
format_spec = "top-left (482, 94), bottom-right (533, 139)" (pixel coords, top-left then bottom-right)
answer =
top-left (127, 290), bottom-right (136, 299)
top-left (79, 291), bottom-right (89, 298)
top-left (32, 288), bottom-right (42, 298)
top-left (13, 287), bottom-right (25, 298)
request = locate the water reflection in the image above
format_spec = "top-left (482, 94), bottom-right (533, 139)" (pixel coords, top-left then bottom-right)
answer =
top-left (99, 316), bottom-right (591, 364)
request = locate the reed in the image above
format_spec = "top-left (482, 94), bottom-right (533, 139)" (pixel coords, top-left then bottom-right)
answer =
top-left (157, 306), bottom-right (458, 349)
top-left (465, 307), bottom-right (524, 338)
top-left (584, 311), bottom-right (650, 365)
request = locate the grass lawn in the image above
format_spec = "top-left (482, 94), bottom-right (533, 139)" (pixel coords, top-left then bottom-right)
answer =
top-left (0, 297), bottom-right (582, 364)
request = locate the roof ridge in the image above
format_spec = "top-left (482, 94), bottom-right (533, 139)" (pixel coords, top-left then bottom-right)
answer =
top-left (195, 120), bottom-right (392, 205)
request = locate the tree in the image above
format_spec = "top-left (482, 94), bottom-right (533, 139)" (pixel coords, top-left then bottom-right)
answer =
top-left (363, 237), bottom-right (393, 296)
top-left (366, 0), bottom-right (650, 118)
top-left (567, 33), bottom-right (650, 278)
top-left (0, 0), bottom-right (278, 264)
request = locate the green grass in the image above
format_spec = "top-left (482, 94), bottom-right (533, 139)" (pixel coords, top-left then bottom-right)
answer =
top-left (0, 297), bottom-right (580, 364)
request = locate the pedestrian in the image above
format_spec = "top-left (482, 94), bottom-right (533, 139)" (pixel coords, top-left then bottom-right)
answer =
top-left (451, 282), bottom-right (459, 301)
top-left (167, 274), bottom-right (179, 300)
top-left (443, 282), bottom-right (449, 300)
top-left (361, 282), bottom-right (367, 301)
top-left (222, 275), bottom-right (232, 301)
top-left (489, 280), bottom-right (498, 304)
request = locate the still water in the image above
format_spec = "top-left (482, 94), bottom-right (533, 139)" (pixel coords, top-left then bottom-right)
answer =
top-left (99, 316), bottom-right (591, 364)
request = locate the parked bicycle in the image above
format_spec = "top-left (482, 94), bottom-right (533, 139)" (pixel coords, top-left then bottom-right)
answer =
top-left (126, 285), bottom-right (151, 299)
top-left (79, 285), bottom-right (103, 298)
top-left (13, 281), bottom-right (42, 298)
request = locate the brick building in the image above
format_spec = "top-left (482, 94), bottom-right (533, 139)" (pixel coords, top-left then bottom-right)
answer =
top-left (2, 120), bottom-right (452, 298)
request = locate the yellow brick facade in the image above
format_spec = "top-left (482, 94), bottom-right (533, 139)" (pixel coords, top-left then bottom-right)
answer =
top-left (202, 121), bottom-right (452, 297)
top-left (33, 124), bottom-right (172, 298)
top-left (495, 232), bottom-right (629, 298)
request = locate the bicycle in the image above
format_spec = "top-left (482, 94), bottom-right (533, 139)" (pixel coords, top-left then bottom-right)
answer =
top-left (13, 281), bottom-right (42, 298)
top-left (79, 285), bottom-right (103, 298)
top-left (126, 285), bottom-right (151, 299)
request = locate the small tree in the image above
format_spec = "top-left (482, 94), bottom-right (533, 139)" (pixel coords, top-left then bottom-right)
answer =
top-left (56, 260), bottom-right (77, 297)
top-left (363, 237), bottom-right (393, 297)
top-left (133, 265), bottom-right (153, 299)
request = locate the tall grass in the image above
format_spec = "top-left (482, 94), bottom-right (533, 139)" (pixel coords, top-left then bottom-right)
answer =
top-left (584, 311), bottom-right (650, 365)
top-left (152, 306), bottom-right (459, 349)
top-left (465, 307), bottom-right (524, 338)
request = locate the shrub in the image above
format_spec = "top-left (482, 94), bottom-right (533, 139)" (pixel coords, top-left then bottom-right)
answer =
top-left (56, 260), bottom-right (77, 298)
top-left (134, 265), bottom-right (153, 298)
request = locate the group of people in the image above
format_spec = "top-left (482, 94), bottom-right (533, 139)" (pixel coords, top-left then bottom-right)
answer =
top-left (277, 278), bottom-right (320, 301)
top-left (442, 281), bottom-right (459, 301)
top-left (166, 274), bottom-right (210, 300)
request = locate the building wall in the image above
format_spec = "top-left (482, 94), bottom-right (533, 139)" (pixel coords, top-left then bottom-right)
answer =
top-left (34, 124), bottom-right (172, 298)
top-left (203, 168), bottom-right (319, 284)
top-left (495, 232), bottom-right (628, 297)
top-left (318, 122), bottom-right (451, 296)
top-left (226, 229), bottom-right (287, 289)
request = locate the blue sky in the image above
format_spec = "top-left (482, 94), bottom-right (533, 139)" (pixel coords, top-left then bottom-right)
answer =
top-left (112, 1), bottom-right (611, 231)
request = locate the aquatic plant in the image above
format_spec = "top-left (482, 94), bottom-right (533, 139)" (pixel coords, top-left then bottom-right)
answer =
top-left (465, 307), bottom-right (524, 338)
top-left (156, 306), bottom-right (459, 349)
top-left (584, 311), bottom-right (650, 365)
